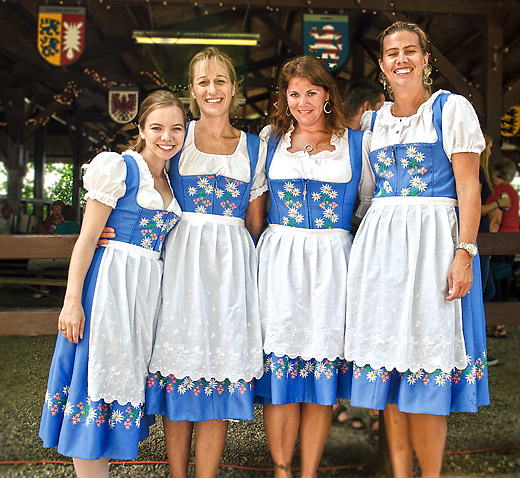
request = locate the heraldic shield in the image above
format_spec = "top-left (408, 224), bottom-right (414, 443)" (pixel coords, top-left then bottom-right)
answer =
top-left (38, 6), bottom-right (86, 66)
top-left (109, 88), bottom-right (139, 124)
top-left (303, 14), bottom-right (350, 72)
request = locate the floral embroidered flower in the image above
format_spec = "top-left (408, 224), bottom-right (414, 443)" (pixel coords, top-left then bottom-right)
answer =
top-left (215, 188), bottom-right (224, 198)
top-left (196, 205), bottom-right (207, 214)
top-left (139, 218), bottom-right (149, 226)
top-left (188, 186), bottom-right (197, 196)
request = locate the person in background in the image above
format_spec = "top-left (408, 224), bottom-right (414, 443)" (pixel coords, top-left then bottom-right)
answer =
top-left (0, 200), bottom-right (12, 234)
top-left (39, 90), bottom-right (186, 477)
top-left (345, 22), bottom-right (489, 477)
top-left (343, 79), bottom-right (385, 131)
top-left (254, 55), bottom-right (367, 477)
top-left (36, 200), bottom-right (65, 234)
top-left (486, 156), bottom-right (520, 336)
top-left (55, 204), bottom-right (81, 235)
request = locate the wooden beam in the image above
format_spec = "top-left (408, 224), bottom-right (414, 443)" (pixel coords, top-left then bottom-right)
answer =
top-left (93, 0), bottom-right (496, 15)
top-left (0, 309), bottom-right (60, 336)
top-left (484, 303), bottom-right (520, 326)
top-left (0, 235), bottom-right (77, 260)
top-left (477, 233), bottom-right (520, 256)
top-left (484, 5), bottom-right (504, 154)
top-left (257, 12), bottom-right (303, 56)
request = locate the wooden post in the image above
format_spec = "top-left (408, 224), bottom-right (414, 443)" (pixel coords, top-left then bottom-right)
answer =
top-left (484, 5), bottom-right (503, 160)
top-left (33, 126), bottom-right (47, 219)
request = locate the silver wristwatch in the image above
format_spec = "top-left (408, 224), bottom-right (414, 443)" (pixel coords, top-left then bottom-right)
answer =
top-left (456, 242), bottom-right (477, 258)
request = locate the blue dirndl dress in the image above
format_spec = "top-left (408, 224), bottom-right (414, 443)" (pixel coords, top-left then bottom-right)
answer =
top-left (39, 154), bottom-right (180, 460)
top-left (254, 127), bottom-right (364, 406)
top-left (343, 92), bottom-right (490, 415)
top-left (146, 123), bottom-right (264, 421)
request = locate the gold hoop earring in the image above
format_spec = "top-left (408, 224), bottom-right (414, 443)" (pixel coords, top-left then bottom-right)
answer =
top-left (323, 101), bottom-right (331, 114)
top-left (286, 106), bottom-right (292, 117)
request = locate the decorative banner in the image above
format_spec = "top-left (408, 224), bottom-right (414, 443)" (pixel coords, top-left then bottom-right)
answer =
top-left (38, 6), bottom-right (86, 66)
top-left (109, 88), bottom-right (139, 124)
top-left (501, 106), bottom-right (520, 138)
top-left (303, 14), bottom-right (349, 71)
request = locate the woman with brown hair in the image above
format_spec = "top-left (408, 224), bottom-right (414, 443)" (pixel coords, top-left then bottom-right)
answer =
top-left (254, 55), bottom-right (367, 477)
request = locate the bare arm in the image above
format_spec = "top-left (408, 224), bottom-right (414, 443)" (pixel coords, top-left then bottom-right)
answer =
top-left (446, 152), bottom-right (481, 302)
top-left (482, 195), bottom-right (510, 216)
top-left (245, 192), bottom-right (267, 242)
top-left (488, 208), bottom-right (503, 233)
top-left (58, 199), bottom-right (113, 343)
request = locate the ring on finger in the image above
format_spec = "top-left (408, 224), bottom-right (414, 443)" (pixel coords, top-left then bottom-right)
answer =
top-left (60, 327), bottom-right (66, 331)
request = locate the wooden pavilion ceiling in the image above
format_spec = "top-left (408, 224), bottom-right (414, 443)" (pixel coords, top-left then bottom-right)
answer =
top-left (1, 0), bottom-right (520, 163)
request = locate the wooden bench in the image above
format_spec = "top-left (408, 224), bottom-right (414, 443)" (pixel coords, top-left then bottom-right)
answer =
top-left (477, 233), bottom-right (520, 325)
top-left (0, 233), bottom-right (519, 335)
top-left (0, 234), bottom-right (77, 335)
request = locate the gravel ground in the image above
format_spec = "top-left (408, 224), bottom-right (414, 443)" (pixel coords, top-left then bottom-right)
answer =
top-left (1, 289), bottom-right (520, 477)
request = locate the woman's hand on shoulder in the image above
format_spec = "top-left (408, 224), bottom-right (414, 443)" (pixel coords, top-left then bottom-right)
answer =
top-left (58, 300), bottom-right (85, 343)
top-left (445, 251), bottom-right (474, 301)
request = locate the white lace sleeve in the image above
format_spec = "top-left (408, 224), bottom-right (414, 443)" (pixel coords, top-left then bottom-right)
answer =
top-left (83, 152), bottom-right (127, 208)
top-left (249, 137), bottom-right (268, 202)
top-left (442, 94), bottom-right (485, 159)
top-left (356, 131), bottom-right (375, 218)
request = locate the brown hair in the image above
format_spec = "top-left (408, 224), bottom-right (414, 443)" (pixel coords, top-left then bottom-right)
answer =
top-left (379, 22), bottom-right (432, 98)
top-left (188, 47), bottom-right (241, 117)
top-left (271, 55), bottom-right (346, 139)
top-left (128, 90), bottom-right (187, 153)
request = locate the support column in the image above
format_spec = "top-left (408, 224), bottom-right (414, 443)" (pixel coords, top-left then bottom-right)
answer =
top-left (484, 5), bottom-right (504, 161)
top-left (33, 126), bottom-right (47, 218)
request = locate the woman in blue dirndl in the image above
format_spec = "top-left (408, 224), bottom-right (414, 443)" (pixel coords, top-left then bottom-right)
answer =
top-left (254, 56), bottom-right (368, 477)
top-left (344, 23), bottom-right (489, 477)
top-left (144, 48), bottom-right (266, 477)
top-left (39, 91), bottom-right (186, 477)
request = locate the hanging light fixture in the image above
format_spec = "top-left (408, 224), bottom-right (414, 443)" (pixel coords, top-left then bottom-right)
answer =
top-left (132, 31), bottom-right (260, 46)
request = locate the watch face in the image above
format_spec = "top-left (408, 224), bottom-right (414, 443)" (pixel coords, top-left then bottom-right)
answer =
top-left (459, 243), bottom-right (477, 257)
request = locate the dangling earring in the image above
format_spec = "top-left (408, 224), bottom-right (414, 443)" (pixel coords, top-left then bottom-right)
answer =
top-left (422, 64), bottom-right (433, 87)
top-left (380, 72), bottom-right (394, 99)
top-left (380, 72), bottom-right (388, 90)
top-left (286, 106), bottom-right (292, 117)
top-left (323, 101), bottom-right (331, 114)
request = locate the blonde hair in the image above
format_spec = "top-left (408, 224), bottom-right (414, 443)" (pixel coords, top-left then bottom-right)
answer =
top-left (188, 47), bottom-right (240, 118)
top-left (270, 55), bottom-right (346, 140)
top-left (127, 90), bottom-right (187, 153)
top-left (480, 133), bottom-right (494, 191)
top-left (379, 22), bottom-right (432, 99)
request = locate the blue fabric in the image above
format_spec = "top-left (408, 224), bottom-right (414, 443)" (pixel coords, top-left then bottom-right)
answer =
top-left (345, 94), bottom-right (490, 415)
top-left (146, 373), bottom-right (255, 421)
top-left (265, 129), bottom-right (363, 230)
top-left (39, 154), bottom-right (179, 460)
top-left (369, 94), bottom-right (457, 199)
top-left (254, 353), bottom-right (352, 406)
top-left (169, 125), bottom-right (260, 220)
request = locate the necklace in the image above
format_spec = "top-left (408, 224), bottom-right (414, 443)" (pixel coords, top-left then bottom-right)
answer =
top-left (304, 143), bottom-right (315, 153)
top-left (391, 90), bottom-right (428, 117)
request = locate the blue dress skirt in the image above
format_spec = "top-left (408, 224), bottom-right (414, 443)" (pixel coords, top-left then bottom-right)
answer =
top-left (40, 154), bottom-right (179, 459)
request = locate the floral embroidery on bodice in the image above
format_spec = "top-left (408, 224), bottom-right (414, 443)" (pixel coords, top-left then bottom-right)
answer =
top-left (370, 143), bottom-right (433, 198)
top-left (176, 174), bottom-right (250, 219)
top-left (131, 210), bottom-right (179, 252)
top-left (269, 179), bottom-right (349, 229)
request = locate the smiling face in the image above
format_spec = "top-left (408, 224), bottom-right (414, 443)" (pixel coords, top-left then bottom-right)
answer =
top-left (191, 59), bottom-right (236, 119)
top-left (139, 105), bottom-right (185, 164)
top-left (286, 76), bottom-right (330, 128)
top-left (379, 30), bottom-right (429, 93)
